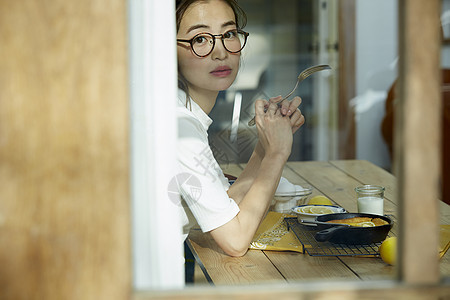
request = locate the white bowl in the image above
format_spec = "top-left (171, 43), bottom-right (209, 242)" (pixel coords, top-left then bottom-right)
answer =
top-left (272, 185), bottom-right (313, 213)
top-left (273, 184), bottom-right (313, 202)
top-left (291, 204), bottom-right (346, 222)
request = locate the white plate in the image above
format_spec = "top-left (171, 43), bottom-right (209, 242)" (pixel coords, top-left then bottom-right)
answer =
top-left (291, 205), bottom-right (346, 223)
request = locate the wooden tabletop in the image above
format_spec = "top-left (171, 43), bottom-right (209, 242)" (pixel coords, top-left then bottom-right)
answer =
top-left (187, 160), bottom-right (450, 285)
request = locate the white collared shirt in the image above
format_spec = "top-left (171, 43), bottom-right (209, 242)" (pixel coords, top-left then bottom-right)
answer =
top-left (176, 89), bottom-right (240, 241)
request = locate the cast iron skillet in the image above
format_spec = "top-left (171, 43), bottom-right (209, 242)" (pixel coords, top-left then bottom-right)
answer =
top-left (309, 213), bottom-right (393, 245)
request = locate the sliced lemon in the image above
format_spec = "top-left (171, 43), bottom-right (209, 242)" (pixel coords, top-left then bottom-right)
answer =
top-left (355, 221), bottom-right (376, 227)
top-left (309, 206), bottom-right (334, 215)
top-left (308, 195), bottom-right (333, 206)
top-left (300, 206), bottom-right (312, 214)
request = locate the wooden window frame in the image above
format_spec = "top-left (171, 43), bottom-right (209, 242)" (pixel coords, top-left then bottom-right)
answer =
top-left (0, 0), bottom-right (446, 298)
top-left (136, 0), bottom-right (446, 297)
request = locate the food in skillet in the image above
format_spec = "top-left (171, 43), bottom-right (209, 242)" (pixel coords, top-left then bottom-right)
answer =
top-left (326, 217), bottom-right (389, 227)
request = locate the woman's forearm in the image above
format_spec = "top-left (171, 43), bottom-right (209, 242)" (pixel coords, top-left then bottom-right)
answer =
top-left (210, 152), bottom-right (288, 256)
top-left (226, 141), bottom-right (265, 203)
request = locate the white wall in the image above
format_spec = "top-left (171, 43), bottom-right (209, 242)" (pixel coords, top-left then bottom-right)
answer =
top-left (442, 0), bottom-right (450, 67)
top-left (356, 0), bottom-right (398, 95)
top-left (353, 0), bottom-right (398, 170)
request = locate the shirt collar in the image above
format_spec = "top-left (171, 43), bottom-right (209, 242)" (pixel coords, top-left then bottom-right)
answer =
top-left (177, 89), bottom-right (213, 130)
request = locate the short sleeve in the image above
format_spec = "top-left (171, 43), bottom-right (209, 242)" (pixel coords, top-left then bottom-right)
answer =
top-left (177, 112), bottom-right (240, 233)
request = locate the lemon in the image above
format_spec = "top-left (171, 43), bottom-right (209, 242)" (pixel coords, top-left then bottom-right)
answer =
top-left (308, 195), bottom-right (333, 206)
top-left (300, 206), bottom-right (312, 214)
top-left (310, 206), bottom-right (334, 215)
top-left (379, 237), bottom-right (397, 265)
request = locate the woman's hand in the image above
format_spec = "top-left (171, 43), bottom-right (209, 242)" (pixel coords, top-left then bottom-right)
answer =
top-left (278, 96), bottom-right (305, 133)
top-left (254, 96), bottom-right (293, 158)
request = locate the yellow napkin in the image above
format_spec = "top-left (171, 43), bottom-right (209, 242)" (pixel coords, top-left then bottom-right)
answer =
top-left (440, 225), bottom-right (450, 259)
top-left (249, 211), bottom-right (303, 253)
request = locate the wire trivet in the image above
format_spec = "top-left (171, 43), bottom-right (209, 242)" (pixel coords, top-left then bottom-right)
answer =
top-left (285, 218), bottom-right (384, 257)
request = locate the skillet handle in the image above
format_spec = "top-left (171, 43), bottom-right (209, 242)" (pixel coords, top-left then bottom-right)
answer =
top-left (314, 226), bottom-right (348, 242)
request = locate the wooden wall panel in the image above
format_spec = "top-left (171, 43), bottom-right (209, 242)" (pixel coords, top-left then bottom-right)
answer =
top-left (396, 0), bottom-right (441, 284)
top-left (337, 0), bottom-right (356, 159)
top-left (0, 0), bottom-right (131, 299)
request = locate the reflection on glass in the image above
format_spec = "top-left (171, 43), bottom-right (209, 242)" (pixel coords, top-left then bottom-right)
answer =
top-left (208, 0), bottom-right (399, 175)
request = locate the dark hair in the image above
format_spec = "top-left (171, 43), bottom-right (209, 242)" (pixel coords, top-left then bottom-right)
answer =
top-left (176, 0), bottom-right (247, 107)
top-left (176, 0), bottom-right (247, 32)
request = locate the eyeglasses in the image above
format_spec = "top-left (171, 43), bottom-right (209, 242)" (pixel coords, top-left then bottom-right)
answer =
top-left (177, 29), bottom-right (249, 58)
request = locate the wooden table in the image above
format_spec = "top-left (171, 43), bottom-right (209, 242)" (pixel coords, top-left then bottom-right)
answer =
top-left (187, 160), bottom-right (450, 285)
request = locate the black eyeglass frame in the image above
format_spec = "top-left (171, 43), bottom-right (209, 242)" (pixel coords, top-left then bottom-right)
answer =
top-left (177, 29), bottom-right (249, 58)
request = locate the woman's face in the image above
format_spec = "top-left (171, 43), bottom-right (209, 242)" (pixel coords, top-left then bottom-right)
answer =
top-left (177, 0), bottom-right (240, 98)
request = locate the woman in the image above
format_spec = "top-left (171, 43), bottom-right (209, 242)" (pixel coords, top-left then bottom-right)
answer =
top-left (176, 0), bottom-right (305, 257)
